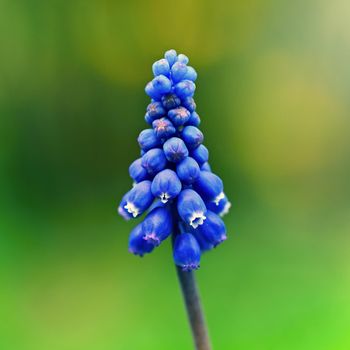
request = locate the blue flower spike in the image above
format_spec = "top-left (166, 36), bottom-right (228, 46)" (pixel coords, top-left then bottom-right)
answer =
top-left (118, 50), bottom-right (231, 271)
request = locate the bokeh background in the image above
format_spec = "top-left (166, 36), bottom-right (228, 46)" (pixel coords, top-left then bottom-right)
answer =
top-left (1, 0), bottom-right (349, 349)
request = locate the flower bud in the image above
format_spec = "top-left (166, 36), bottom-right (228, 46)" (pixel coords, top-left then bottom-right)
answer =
top-left (163, 137), bottom-right (189, 163)
top-left (151, 169), bottom-right (182, 203)
top-left (120, 180), bottom-right (154, 218)
top-left (200, 162), bottom-right (212, 172)
top-left (177, 189), bottom-right (207, 229)
top-left (181, 97), bottom-right (196, 112)
top-left (128, 223), bottom-right (154, 256)
top-left (183, 66), bottom-right (197, 81)
top-left (191, 144), bottom-right (209, 164)
top-left (168, 107), bottom-right (191, 126)
top-left (161, 93), bottom-right (181, 110)
top-left (145, 81), bottom-right (161, 100)
top-left (138, 129), bottom-right (160, 151)
top-left (129, 158), bottom-right (149, 183)
top-left (186, 111), bottom-right (201, 126)
top-left (164, 49), bottom-right (177, 67)
top-left (171, 62), bottom-right (188, 83)
top-left (141, 148), bottom-right (167, 175)
top-left (142, 206), bottom-right (173, 246)
top-left (177, 54), bottom-right (189, 64)
top-left (194, 210), bottom-right (227, 247)
top-left (193, 171), bottom-right (224, 204)
top-left (206, 194), bottom-right (231, 217)
top-left (174, 80), bottom-right (196, 98)
top-left (173, 233), bottom-right (201, 271)
top-left (181, 126), bottom-right (204, 150)
top-left (146, 102), bottom-right (166, 121)
top-left (176, 157), bottom-right (200, 184)
top-left (152, 59), bottom-right (170, 77)
top-left (152, 117), bottom-right (176, 139)
top-left (152, 75), bottom-right (172, 95)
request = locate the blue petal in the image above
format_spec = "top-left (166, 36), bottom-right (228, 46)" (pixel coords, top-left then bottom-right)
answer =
top-left (128, 223), bottom-right (154, 256)
top-left (181, 126), bottom-right (204, 150)
top-left (145, 81), bottom-right (161, 100)
top-left (173, 233), bottom-right (201, 271)
top-left (186, 111), bottom-right (201, 126)
top-left (151, 169), bottom-right (182, 203)
top-left (138, 129), bottom-right (160, 151)
top-left (122, 180), bottom-right (154, 218)
top-left (194, 210), bottom-right (227, 247)
top-left (193, 171), bottom-right (224, 203)
top-left (183, 66), bottom-right (197, 81)
top-left (176, 157), bottom-right (200, 184)
top-left (152, 59), bottom-right (170, 77)
top-left (163, 137), bottom-right (189, 163)
top-left (177, 189), bottom-right (207, 229)
top-left (141, 148), bottom-right (167, 175)
top-left (174, 80), bottom-right (196, 98)
top-left (152, 117), bottom-right (176, 139)
top-left (164, 49), bottom-right (177, 67)
top-left (168, 107), bottom-right (191, 126)
top-left (171, 62), bottom-right (188, 83)
top-left (161, 93), bottom-right (181, 110)
top-left (142, 206), bottom-right (173, 246)
top-left (206, 194), bottom-right (231, 217)
top-left (152, 75), bottom-right (172, 95)
top-left (146, 102), bottom-right (166, 120)
top-left (129, 158), bottom-right (149, 183)
top-left (191, 144), bottom-right (209, 164)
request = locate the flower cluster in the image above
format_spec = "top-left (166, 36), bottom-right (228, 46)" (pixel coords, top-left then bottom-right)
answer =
top-left (118, 49), bottom-right (231, 271)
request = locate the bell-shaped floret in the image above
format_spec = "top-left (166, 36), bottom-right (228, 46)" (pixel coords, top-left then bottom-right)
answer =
top-left (152, 59), bottom-right (170, 77)
top-left (161, 93), bottom-right (181, 110)
top-left (152, 117), bottom-right (176, 139)
top-left (194, 210), bottom-right (227, 247)
top-left (181, 126), bottom-right (204, 150)
top-left (183, 66), bottom-right (197, 81)
top-left (168, 107), bottom-right (191, 126)
top-left (181, 97), bottom-right (196, 112)
top-left (151, 169), bottom-right (182, 203)
top-left (193, 171), bottom-right (224, 204)
top-left (186, 111), bottom-right (201, 126)
top-left (206, 194), bottom-right (231, 217)
top-left (151, 75), bottom-right (172, 95)
top-left (164, 49), bottom-right (177, 67)
top-left (171, 62), bottom-right (188, 83)
top-left (176, 157), bottom-right (200, 184)
top-left (174, 80), bottom-right (196, 98)
top-left (137, 129), bottom-right (160, 151)
top-left (128, 223), bottom-right (154, 257)
top-left (129, 158), bottom-right (149, 183)
top-left (173, 233), bottom-right (201, 271)
top-left (163, 137), bottom-right (189, 163)
top-left (141, 148), bottom-right (167, 175)
top-left (142, 206), bottom-right (173, 246)
top-left (177, 189), bottom-right (207, 229)
top-left (191, 144), bottom-right (209, 165)
top-left (119, 180), bottom-right (154, 219)
top-left (177, 53), bottom-right (189, 64)
top-left (146, 101), bottom-right (166, 122)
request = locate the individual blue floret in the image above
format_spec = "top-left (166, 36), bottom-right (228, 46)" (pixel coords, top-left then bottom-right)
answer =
top-left (181, 126), bottom-right (204, 150)
top-left (129, 158), bottom-right (149, 183)
top-left (176, 157), bottom-right (200, 184)
top-left (181, 97), bottom-right (196, 112)
top-left (191, 144), bottom-right (209, 165)
top-left (152, 59), bottom-right (170, 77)
top-left (173, 233), bottom-right (201, 271)
top-left (146, 101), bottom-right (166, 121)
top-left (142, 206), bottom-right (173, 246)
top-left (119, 180), bottom-right (154, 219)
top-left (128, 223), bottom-right (155, 256)
top-left (186, 111), bottom-right (201, 127)
top-left (174, 80), bottom-right (196, 99)
top-left (163, 137), bottom-right (189, 163)
top-left (151, 169), bottom-right (182, 203)
top-left (168, 107), bottom-right (191, 126)
top-left (177, 189), bottom-right (207, 229)
top-left (164, 49), bottom-right (177, 67)
top-left (161, 93), bottom-right (181, 110)
top-left (193, 171), bottom-right (224, 205)
top-left (141, 148), bottom-right (167, 175)
top-left (152, 117), bottom-right (176, 139)
top-left (193, 210), bottom-right (227, 247)
top-left (138, 129), bottom-right (160, 151)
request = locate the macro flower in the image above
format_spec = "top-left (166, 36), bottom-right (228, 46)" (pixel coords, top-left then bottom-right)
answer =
top-left (118, 49), bottom-right (231, 271)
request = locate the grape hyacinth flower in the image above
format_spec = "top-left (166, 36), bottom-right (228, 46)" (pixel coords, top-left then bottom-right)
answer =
top-left (117, 50), bottom-right (231, 350)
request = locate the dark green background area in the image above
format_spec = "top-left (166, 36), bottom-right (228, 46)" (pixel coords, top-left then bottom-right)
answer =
top-left (0, 0), bottom-right (349, 349)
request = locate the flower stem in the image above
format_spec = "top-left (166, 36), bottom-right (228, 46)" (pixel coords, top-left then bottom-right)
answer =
top-left (175, 265), bottom-right (212, 350)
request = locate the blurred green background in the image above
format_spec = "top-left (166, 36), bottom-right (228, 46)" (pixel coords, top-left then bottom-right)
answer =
top-left (1, 0), bottom-right (349, 349)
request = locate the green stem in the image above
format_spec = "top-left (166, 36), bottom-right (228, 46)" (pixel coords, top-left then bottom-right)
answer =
top-left (175, 266), bottom-right (212, 350)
